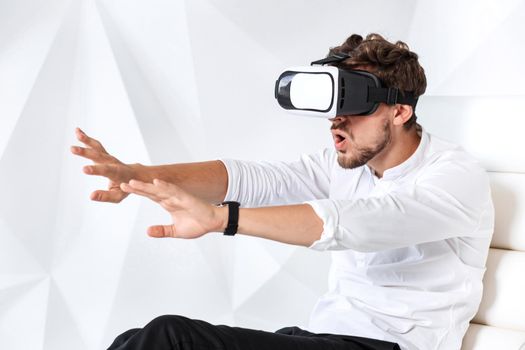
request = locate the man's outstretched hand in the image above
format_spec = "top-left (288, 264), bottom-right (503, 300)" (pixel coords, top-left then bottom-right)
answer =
top-left (71, 127), bottom-right (141, 203)
top-left (120, 179), bottom-right (226, 238)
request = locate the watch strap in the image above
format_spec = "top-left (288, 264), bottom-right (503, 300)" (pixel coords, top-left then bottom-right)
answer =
top-left (221, 201), bottom-right (240, 236)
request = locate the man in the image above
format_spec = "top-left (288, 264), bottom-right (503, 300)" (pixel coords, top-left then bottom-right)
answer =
top-left (71, 34), bottom-right (494, 350)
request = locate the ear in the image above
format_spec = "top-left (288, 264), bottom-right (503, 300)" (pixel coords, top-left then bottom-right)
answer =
top-left (392, 104), bottom-right (413, 127)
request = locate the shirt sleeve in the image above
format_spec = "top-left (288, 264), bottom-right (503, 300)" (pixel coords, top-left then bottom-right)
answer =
top-left (219, 148), bottom-right (335, 207)
top-left (305, 155), bottom-right (494, 252)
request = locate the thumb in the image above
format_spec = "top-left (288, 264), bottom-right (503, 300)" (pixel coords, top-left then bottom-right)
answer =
top-left (147, 225), bottom-right (175, 238)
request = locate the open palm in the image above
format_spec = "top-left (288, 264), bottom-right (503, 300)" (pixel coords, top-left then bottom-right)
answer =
top-left (120, 179), bottom-right (224, 238)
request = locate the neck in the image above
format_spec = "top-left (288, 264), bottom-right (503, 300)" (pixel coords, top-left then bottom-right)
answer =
top-left (367, 126), bottom-right (422, 178)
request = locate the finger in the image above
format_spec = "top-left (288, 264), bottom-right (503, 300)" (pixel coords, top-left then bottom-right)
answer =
top-left (83, 164), bottom-right (118, 178)
top-left (90, 190), bottom-right (127, 203)
top-left (120, 182), bottom-right (161, 202)
top-left (153, 178), bottom-right (170, 187)
top-left (152, 178), bottom-right (183, 199)
top-left (129, 179), bottom-right (157, 193)
top-left (147, 225), bottom-right (176, 238)
top-left (75, 128), bottom-right (108, 153)
top-left (71, 146), bottom-right (108, 163)
top-left (129, 179), bottom-right (173, 200)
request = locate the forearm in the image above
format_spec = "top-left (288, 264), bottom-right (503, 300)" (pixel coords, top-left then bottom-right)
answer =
top-left (131, 161), bottom-right (228, 204)
top-left (217, 204), bottom-right (324, 247)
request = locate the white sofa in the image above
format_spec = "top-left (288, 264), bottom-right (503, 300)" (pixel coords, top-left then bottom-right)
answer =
top-left (461, 172), bottom-right (525, 349)
top-left (418, 96), bottom-right (525, 349)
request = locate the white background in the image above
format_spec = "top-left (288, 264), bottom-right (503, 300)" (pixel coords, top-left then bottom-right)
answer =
top-left (1, 0), bottom-right (524, 349)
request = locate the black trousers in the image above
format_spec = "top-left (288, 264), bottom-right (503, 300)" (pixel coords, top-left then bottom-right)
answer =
top-left (106, 314), bottom-right (400, 350)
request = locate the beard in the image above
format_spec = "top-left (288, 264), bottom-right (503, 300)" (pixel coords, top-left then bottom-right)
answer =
top-left (335, 120), bottom-right (392, 169)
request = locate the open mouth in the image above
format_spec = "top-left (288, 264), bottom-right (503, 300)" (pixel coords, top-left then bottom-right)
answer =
top-left (335, 134), bottom-right (345, 143)
top-left (333, 131), bottom-right (348, 151)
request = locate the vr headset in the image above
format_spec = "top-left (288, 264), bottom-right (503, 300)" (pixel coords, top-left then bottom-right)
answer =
top-left (274, 53), bottom-right (418, 118)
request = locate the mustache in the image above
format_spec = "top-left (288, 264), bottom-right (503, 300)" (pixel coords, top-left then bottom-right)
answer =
top-left (330, 121), bottom-right (353, 141)
top-left (330, 123), bottom-right (347, 132)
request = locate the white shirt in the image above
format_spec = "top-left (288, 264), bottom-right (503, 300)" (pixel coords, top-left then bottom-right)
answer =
top-left (220, 129), bottom-right (494, 350)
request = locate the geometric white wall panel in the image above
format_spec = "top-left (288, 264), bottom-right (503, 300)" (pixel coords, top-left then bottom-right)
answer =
top-left (0, 0), bottom-right (71, 156)
top-left (0, 278), bottom-right (50, 350)
top-left (418, 96), bottom-right (525, 173)
top-left (408, 0), bottom-right (525, 96)
top-left (95, 0), bottom-right (204, 163)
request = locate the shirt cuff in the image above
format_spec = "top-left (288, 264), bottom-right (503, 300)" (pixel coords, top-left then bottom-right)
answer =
top-left (304, 199), bottom-right (342, 251)
top-left (218, 159), bottom-right (239, 203)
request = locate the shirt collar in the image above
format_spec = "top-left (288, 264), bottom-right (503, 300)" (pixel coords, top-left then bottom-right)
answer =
top-left (366, 127), bottom-right (429, 182)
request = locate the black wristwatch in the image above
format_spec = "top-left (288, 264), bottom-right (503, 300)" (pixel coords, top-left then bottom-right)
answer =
top-left (218, 201), bottom-right (240, 236)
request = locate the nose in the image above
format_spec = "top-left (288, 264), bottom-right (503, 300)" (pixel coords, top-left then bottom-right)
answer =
top-left (329, 115), bottom-right (346, 123)
top-left (329, 115), bottom-right (348, 128)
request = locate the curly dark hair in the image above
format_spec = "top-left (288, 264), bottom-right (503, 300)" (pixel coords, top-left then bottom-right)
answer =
top-left (328, 33), bottom-right (426, 130)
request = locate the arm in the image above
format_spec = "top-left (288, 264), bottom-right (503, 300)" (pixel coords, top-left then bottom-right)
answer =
top-left (72, 128), bottom-right (333, 205)
top-left (220, 148), bottom-right (335, 207)
top-left (235, 204), bottom-right (323, 246)
top-left (307, 157), bottom-right (494, 252)
top-left (119, 179), bottom-right (324, 246)
top-left (118, 153), bottom-right (493, 250)
top-left (234, 161), bottom-right (492, 249)
top-left (71, 128), bottom-right (228, 203)
top-left (140, 161), bottom-right (228, 203)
